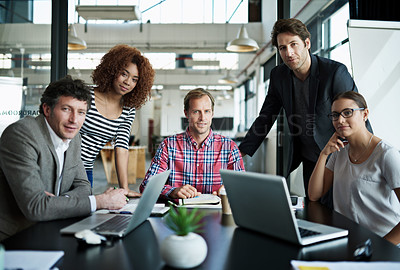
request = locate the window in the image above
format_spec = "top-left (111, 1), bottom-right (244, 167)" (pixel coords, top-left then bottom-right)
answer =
top-left (321, 3), bottom-right (352, 74)
top-left (72, 0), bottom-right (248, 24)
top-left (244, 75), bottom-right (257, 130)
top-left (237, 84), bottom-right (246, 132)
top-left (0, 54), bottom-right (12, 69)
top-left (0, 0), bottom-right (52, 118)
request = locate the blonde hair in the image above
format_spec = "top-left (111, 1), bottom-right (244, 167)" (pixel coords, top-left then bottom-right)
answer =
top-left (184, 88), bottom-right (215, 112)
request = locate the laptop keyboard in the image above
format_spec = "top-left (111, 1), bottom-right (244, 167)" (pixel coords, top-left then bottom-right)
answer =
top-left (93, 215), bottom-right (131, 233)
top-left (299, 227), bottom-right (321, 238)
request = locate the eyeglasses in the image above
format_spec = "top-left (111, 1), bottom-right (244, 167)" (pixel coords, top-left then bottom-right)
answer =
top-left (327, 108), bottom-right (365, 121)
top-left (353, 238), bottom-right (372, 261)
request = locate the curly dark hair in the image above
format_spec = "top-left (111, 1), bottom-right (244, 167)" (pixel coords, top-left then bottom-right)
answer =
top-left (39, 75), bottom-right (91, 114)
top-left (91, 44), bottom-right (155, 109)
top-left (271, 18), bottom-right (311, 48)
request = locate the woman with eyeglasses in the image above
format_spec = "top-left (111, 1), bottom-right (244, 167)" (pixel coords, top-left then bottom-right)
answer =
top-left (308, 91), bottom-right (400, 246)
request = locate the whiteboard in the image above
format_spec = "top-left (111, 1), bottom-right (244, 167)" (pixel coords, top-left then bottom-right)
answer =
top-left (348, 19), bottom-right (400, 150)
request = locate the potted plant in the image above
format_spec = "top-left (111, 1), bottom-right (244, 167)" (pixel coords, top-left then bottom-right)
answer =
top-left (160, 205), bottom-right (208, 269)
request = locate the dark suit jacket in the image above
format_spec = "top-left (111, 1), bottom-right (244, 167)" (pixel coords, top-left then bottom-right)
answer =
top-left (0, 114), bottom-right (92, 240)
top-left (239, 54), bottom-right (371, 177)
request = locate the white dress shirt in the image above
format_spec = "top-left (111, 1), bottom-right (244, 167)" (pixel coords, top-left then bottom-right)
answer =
top-left (45, 119), bottom-right (96, 212)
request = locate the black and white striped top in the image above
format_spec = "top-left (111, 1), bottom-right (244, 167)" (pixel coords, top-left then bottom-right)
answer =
top-left (80, 89), bottom-right (136, 170)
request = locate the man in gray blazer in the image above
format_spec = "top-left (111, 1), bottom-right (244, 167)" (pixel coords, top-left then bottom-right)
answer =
top-left (239, 19), bottom-right (372, 205)
top-left (0, 76), bottom-right (128, 241)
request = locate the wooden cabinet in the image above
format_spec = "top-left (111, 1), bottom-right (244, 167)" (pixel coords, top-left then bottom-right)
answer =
top-left (100, 146), bottom-right (146, 184)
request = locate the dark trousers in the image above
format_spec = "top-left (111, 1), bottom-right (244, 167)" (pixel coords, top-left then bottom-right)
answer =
top-left (86, 169), bottom-right (93, 187)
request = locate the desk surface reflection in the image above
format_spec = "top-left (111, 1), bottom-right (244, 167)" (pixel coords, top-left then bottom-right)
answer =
top-left (2, 203), bottom-right (400, 270)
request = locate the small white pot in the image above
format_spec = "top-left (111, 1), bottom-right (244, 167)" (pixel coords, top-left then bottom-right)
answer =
top-left (161, 232), bottom-right (208, 269)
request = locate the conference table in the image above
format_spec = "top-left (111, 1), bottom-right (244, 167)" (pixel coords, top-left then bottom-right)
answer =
top-left (2, 201), bottom-right (400, 269)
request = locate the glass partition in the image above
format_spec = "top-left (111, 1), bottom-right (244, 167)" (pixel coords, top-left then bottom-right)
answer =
top-left (0, 0), bottom-right (52, 122)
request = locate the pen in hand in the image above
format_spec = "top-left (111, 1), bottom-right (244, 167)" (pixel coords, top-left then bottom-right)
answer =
top-left (114, 187), bottom-right (130, 202)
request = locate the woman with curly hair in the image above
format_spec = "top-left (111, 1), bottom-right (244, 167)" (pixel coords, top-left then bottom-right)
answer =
top-left (79, 44), bottom-right (155, 197)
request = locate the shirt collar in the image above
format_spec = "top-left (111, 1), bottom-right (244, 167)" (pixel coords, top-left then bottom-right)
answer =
top-left (44, 118), bottom-right (71, 152)
top-left (185, 128), bottom-right (214, 148)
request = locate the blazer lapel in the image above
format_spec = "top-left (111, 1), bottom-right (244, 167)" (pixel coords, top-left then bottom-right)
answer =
top-left (36, 115), bottom-right (61, 194)
top-left (60, 144), bottom-right (75, 193)
top-left (281, 67), bottom-right (294, 116)
top-left (308, 54), bottom-right (320, 115)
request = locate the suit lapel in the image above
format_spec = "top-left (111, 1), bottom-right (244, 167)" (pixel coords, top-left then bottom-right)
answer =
top-left (308, 54), bottom-right (320, 115)
top-left (281, 67), bottom-right (294, 116)
top-left (36, 114), bottom-right (61, 194)
top-left (61, 143), bottom-right (75, 193)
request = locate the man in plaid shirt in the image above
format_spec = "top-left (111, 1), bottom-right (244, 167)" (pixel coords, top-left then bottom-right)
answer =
top-left (140, 88), bottom-right (244, 199)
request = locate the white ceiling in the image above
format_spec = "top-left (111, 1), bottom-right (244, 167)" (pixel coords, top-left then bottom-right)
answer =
top-left (0, 0), bottom-right (332, 88)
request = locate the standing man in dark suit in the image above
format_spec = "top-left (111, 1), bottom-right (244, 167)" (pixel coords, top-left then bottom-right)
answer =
top-left (239, 18), bottom-right (371, 202)
top-left (0, 76), bottom-right (128, 241)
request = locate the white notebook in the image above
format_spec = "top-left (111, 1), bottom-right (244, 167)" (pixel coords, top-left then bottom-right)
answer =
top-left (4, 250), bottom-right (64, 270)
top-left (109, 199), bottom-right (169, 216)
top-left (179, 194), bottom-right (221, 205)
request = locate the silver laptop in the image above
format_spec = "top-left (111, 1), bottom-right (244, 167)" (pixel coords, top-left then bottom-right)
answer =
top-left (220, 170), bottom-right (348, 246)
top-left (60, 170), bottom-right (170, 237)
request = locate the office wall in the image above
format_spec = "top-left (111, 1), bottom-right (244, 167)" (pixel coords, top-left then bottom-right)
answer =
top-left (136, 99), bottom-right (154, 149)
top-left (159, 90), bottom-right (237, 138)
top-left (348, 19), bottom-right (400, 149)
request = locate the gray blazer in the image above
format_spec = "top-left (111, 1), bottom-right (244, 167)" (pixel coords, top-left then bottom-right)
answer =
top-left (0, 114), bottom-right (92, 239)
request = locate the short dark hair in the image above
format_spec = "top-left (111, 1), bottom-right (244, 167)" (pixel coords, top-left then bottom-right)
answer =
top-left (184, 88), bottom-right (215, 112)
top-left (332, 91), bottom-right (368, 109)
top-left (271, 18), bottom-right (311, 48)
top-left (39, 75), bottom-right (91, 114)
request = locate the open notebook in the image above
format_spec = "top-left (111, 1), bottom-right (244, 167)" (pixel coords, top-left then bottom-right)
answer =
top-left (220, 170), bottom-right (348, 246)
top-left (109, 199), bottom-right (169, 216)
top-left (179, 194), bottom-right (221, 205)
top-left (60, 170), bottom-right (170, 237)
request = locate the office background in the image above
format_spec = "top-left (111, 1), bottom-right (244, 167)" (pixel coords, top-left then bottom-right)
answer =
top-left (0, 0), bottom-right (399, 196)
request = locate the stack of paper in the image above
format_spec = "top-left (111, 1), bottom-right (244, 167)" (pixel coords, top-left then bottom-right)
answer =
top-left (5, 250), bottom-right (64, 270)
top-left (291, 260), bottom-right (400, 270)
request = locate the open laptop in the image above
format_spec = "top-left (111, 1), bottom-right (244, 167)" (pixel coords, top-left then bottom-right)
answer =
top-left (60, 170), bottom-right (170, 237)
top-left (220, 170), bottom-right (348, 246)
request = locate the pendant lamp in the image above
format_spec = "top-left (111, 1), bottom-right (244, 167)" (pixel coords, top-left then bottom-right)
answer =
top-left (226, 25), bottom-right (259, 52)
top-left (68, 24), bottom-right (87, 51)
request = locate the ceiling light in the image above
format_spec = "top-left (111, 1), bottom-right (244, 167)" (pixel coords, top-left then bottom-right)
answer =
top-left (76, 5), bottom-right (141, 21)
top-left (226, 25), bottom-right (259, 52)
top-left (68, 24), bottom-right (87, 51)
top-left (218, 70), bottom-right (238, 84)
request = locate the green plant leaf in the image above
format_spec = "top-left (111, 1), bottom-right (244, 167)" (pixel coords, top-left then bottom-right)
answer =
top-left (164, 204), bottom-right (206, 236)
